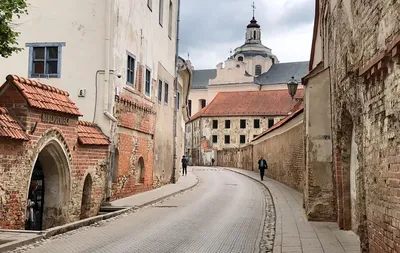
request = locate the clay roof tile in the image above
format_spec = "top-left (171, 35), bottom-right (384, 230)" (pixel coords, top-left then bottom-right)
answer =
top-left (0, 107), bottom-right (29, 141)
top-left (77, 121), bottom-right (110, 146)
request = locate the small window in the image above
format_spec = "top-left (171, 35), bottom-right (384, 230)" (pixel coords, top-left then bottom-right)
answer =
top-left (168, 1), bottom-right (173, 38)
top-left (127, 54), bottom-right (136, 86)
top-left (225, 120), bottom-right (231, 129)
top-left (254, 119), bottom-right (260, 128)
top-left (212, 120), bottom-right (218, 129)
top-left (200, 99), bottom-right (206, 108)
top-left (253, 31), bottom-right (257, 39)
top-left (240, 119), bottom-right (246, 129)
top-left (240, 135), bottom-right (246, 144)
top-left (176, 91), bottom-right (180, 111)
top-left (238, 56), bottom-right (244, 62)
top-left (188, 100), bottom-right (192, 115)
top-left (224, 135), bottom-right (230, 144)
top-left (159, 0), bottom-right (164, 26)
top-left (147, 0), bottom-right (152, 10)
top-left (145, 69), bottom-right (151, 96)
top-left (27, 43), bottom-right (65, 78)
top-left (268, 119), bottom-right (274, 128)
top-left (212, 135), bottom-right (218, 143)
top-left (255, 65), bottom-right (262, 76)
top-left (164, 82), bottom-right (169, 104)
top-left (158, 80), bottom-right (162, 103)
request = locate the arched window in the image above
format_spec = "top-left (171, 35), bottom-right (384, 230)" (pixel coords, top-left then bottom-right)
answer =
top-left (238, 56), bottom-right (244, 62)
top-left (255, 65), bottom-right (262, 76)
top-left (253, 31), bottom-right (257, 39)
top-left (136, 157), bottom-right (145, 183)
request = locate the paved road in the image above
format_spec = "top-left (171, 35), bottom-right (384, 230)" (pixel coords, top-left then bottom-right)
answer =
top-left (18, 168), bottom-right (267, 253)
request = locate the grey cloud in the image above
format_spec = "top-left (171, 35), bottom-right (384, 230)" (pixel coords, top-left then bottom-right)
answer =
top-left (278, 0), bottom-right (315, 27)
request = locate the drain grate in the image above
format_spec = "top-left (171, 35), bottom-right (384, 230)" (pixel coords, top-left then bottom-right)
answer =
top-left (153, 205), bottom-right (178, 208)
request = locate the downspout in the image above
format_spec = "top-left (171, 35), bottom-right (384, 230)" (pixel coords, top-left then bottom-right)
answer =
top-left (171, 0), bottom-right (181, 184)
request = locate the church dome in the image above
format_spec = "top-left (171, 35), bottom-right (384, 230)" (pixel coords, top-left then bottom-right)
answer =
top-left (247, 17), bottom-right (260, 28)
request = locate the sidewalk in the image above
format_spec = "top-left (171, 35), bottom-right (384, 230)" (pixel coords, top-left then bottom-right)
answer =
top-left (224, 167), bottom-right (360, 253)
top-left (0, 172), bottom-right (198, 253)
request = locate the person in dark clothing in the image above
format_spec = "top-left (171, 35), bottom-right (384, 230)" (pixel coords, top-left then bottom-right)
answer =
top-left (181, 155), bottom-right (188, 176)
top-left (211, 158), bottom-right (215, 167)
top-left (258, 156), bottom-right (268, 181)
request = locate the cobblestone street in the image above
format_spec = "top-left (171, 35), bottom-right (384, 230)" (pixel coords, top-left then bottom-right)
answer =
top-left (11, 168), bottom-right (269, 253)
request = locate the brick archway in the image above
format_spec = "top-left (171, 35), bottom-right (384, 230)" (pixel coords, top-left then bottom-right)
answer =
top-left (27, 135), bottom-right (72, 230)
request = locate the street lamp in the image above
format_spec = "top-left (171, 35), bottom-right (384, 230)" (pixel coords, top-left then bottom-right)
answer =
top-left (287, 76), bottom-right (299, 99)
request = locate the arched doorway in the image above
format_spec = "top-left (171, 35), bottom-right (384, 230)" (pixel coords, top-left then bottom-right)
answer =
top-left (136, 157), bottom-right (145, 184)
top-left (80, 174), bottom-right (93, 219)
top-left (26, 139), bottom-right (71, 230)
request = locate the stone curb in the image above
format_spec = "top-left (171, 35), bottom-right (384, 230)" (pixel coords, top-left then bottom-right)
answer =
top-left (0, 175), bottom-right (200, 253)
top-left (223, 167), bottom-right (277, 252)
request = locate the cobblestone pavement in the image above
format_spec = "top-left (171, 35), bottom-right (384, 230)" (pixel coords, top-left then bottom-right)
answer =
top-left (12, 167), bottom-right (271, 253)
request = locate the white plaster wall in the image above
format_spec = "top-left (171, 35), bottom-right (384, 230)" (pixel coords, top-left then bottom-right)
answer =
top-left (244, 55), bottom-right (273, 76)
top-left (313, 21), bottom-right (323, 69)
top-left (0, 0), bottom-right (107, 130)
top-left (210, 60), bottom-right (254, 85)
top-left (350, 125), bottom-right (359, 233)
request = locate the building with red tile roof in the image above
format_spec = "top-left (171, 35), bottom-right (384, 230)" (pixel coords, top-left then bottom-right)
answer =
top-left (0, 107), bottom-right (29, 141)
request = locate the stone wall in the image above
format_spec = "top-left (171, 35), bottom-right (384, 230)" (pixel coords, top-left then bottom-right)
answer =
top-left (217, 111), bottom-right (305, 192)
top-left (319, 0), bottom-right (400, 251)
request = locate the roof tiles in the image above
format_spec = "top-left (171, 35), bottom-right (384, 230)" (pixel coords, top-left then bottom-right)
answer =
top-left (0, 107), bottom-right (29, 141)
top-left (2, 75), bottom-right (82, 116)
top-left (190, 89), bottom-right (304, 120)
top-left (78, 121), bottom-right (110, 146)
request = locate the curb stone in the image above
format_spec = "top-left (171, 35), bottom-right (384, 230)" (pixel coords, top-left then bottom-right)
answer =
top-left (1, 175), bottom-right (200, 253)
top-left (223, 168), bottom-right (277, 253)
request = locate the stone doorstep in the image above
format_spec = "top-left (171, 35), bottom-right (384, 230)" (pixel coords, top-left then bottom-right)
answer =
top-left (0, 174), bottom-right (200, 253)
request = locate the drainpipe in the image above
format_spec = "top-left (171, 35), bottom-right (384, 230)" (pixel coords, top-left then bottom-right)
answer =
top-left (171, 0), bottom-right (181, 184)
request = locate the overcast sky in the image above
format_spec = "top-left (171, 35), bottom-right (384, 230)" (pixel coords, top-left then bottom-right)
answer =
top-left (179, 0), bottom-right (315, 70)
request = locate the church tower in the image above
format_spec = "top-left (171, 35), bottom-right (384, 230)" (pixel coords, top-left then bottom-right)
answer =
top-left (246, 17), bottom-right (261, 43)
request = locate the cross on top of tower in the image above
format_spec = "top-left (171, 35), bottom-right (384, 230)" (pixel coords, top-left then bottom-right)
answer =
top-left (251, 2), bottom-right (256, 18)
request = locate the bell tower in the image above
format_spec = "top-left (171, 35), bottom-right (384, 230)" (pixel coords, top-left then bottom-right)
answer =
top-left (246, 2), bottom-right (261, 43)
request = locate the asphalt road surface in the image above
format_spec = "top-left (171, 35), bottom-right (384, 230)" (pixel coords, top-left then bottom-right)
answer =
top-left (18, 168), bottom-right (266, 253)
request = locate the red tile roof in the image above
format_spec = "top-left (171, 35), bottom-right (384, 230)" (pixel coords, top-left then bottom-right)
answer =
top-left (0, 107), bottom-right (29, 141)
top-left (252, 106), bottom-right (304, 141)
top-left (190, 89), bottom-right (304, 121)
top-left (1, 75), bottom-right (82, 116)
top-left (78, 121), bottom-right (110, 146)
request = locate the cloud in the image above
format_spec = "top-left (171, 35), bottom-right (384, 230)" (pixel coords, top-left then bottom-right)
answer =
top-left (179, 0), bottom-right (315, 69)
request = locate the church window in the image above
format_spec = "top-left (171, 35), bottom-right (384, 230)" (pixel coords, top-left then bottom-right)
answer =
top-left (238, 56), bottom-right (244, 62)
top-left (159, 0), bottom-right (164, 26)
top-left (240, 119), bottom-right (246, 129)
top-left (168, 1), bottom-right (173, 38)
top-left (240, 135), bottom-right (246, 144)
top-left (255, 65), bottom-right (262, 76)
top-left (254, 119), bottom-right (260, 128)
top-left (224, 135), bottom-right (230, 144)
top-left (268, 119), bottom-right (274, 128)
top-left (225, 120), bottom-right (231, 129)
top-left (212, 135), bottom-right (218, 143)
top-left (212, 120), bottom-right (218, 129)
top-left (253, 31), bottom-right (257, 39)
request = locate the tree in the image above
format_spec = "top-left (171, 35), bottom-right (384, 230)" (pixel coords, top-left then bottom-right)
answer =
top-left (0, 0), bottom-right (28, 58)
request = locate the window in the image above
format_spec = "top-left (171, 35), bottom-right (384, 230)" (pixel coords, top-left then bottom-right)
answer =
top-left (145, 69), bottom-right (151, 96)
top-left (238, 56), bottom-right (244, 62)
top-left (225, 120), bottom-right (230, 129)
top-left (268, 119), bottom-right (274, 128)
top-left (224, 135), bottom-right (230, 144)
top-left (147, 0), bottom-right (152, 10)
top-left (240, 135), bottom-right (246, 144)
top-left (212, 120), bottom-right (218, 129)
top-left (159, 0), bottom-right (164, 26)
top-left (212, 135), bottom-right (218, 143)
top-left (27, 42), bottom-right (65, 78)
top-left (158, 80), bottom-right (162, 103)
top-left (255, 65), bottom-right (262, 76)
top-left (200, 99), bottom-right (206, 108)
top-left (168, 1), bottom-right (173, 38)
top-left (127, 53), bottom-right (136, 86)
top-left (188, 100), bottom-right (192, 115)
top-left (176, 91), bottom-right (180, 111)
top-left (254, 31), bottom-right (257, 39)
top-left (254, 119), bottom-right (260, 128)
top-left (164, 82), bottom-right (169, 104)
top-left (240, 119), bottom-right (246, 129)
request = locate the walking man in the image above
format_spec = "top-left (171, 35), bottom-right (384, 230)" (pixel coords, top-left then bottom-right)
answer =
top-left (181, 155), bottom-right (188, 176)
top-left (211, 157), bottom-right (215, 167)
top-left (258, 156), bottom-right (268, 181)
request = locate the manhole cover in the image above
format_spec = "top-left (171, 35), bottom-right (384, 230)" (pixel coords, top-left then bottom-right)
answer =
top-left (0, 239), bottom-right (13, 245)
top-left (153, 205), bottom-right (178, 208)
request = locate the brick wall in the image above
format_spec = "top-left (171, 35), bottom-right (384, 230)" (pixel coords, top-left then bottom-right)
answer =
top-left (217, 112), bottom-right (305, 192)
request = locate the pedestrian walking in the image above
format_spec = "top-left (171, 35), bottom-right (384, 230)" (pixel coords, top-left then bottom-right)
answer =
top-left (258, 156), bottom-right (268, 181)
top-left (181, 155), bottom-right (188, 176)
top-left (211, 157), bottom-right (215, 167)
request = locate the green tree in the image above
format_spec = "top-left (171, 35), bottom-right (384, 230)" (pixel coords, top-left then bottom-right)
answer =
top-left (0, 0), bottom-right (28, 58)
